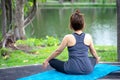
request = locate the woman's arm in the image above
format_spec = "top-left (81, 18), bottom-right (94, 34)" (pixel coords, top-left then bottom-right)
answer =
top-left (89, 36), bottom-right (100, 63)
top-left (42, 35), bottom-right (68, 69)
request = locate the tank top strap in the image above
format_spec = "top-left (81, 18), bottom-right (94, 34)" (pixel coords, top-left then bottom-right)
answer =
top-left (72, 33), bottom-right (85, 43)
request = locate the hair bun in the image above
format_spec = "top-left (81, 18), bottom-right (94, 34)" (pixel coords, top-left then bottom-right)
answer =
top-left (75, 10), bottom-right (80, 14)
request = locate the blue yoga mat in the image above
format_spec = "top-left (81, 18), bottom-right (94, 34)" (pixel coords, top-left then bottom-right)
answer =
top-left (17, 64), bottom-right (120, 80)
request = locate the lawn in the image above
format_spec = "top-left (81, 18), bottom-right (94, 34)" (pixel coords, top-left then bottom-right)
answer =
top-left (0, 38), bottom-right (117, 68)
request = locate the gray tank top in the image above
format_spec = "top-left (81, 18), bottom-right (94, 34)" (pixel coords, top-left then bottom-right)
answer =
top-left (64, 33), bottom-right (93, 74)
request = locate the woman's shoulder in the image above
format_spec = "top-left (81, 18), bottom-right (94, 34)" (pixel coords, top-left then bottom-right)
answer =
top-left (63, 34), bottom-right (74, 41)
top-left (64, 34), bottom-right (73, 38)
top-left (84, 33), bottom-right (92, 38)
top-left (84, 33), bottom-right (92, 46)
top-left (84, 33), bottom-right (93, 41)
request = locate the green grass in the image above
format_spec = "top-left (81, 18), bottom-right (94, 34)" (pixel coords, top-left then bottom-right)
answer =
top-left (0, 38), bottom-right (118, 68)
top-left (95, 46), bottom-right (117, 62)
top-left (0, 46), bottom-right (117, 68)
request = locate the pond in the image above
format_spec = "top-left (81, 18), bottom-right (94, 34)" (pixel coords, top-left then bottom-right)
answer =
top-left (26, 7), bottom-right (117, 46)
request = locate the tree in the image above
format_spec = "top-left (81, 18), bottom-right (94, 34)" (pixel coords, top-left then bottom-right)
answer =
top-left (116, 0), bottom-right (120, 62)
top-left (1, 0), bottom-right (7, 37)
top-left (1, 0), bottom-right (37, 48)
top-left (15, 0), bottom-right (25, 40)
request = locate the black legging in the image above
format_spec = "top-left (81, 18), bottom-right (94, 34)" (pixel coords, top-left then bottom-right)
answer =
top-left (49, 59), bottom-right (66, 73)
top-left (49, 57), bottom-right (96, 73)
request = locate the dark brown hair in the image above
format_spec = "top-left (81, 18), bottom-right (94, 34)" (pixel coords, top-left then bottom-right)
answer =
top-left (70, 9), bottom-right (85, 31)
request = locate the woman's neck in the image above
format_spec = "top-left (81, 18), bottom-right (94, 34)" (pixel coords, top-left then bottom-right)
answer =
top-left (74, 30), bottom-right (83, 35)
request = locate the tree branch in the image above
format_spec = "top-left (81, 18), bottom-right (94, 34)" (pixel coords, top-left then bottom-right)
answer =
top-left (24, 0), bottom-right (37, 28)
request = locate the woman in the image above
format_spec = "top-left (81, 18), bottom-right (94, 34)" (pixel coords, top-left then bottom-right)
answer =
top-left (42, 10), bottom-right (100, 75)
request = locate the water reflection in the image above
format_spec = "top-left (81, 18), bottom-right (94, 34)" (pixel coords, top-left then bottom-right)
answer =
top-left (26, 7), bottom-right (117, 46)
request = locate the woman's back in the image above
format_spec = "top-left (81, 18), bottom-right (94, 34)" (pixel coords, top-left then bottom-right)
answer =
top-left (64, 33), bottom-right (93, 74)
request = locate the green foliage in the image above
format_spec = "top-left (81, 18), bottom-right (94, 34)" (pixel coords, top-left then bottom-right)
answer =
top-left (16, 38), bottom-right (43, 47)
top-left (0, 48), bottom-right (11, 60)
top-left (0, 48), bottom-right (9, 55)
top-left (24, 1), bottom-right (33, 16)
top-left (11, 0), bottom-right (34, 16)
top-left (44, 36), bottom-right (60, 46)
top-left (16, 36), bottom-right (60, 47)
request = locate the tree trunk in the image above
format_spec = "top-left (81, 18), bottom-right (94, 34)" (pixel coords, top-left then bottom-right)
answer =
top-left (1, 0), bottom-right (14, 48)
top-left (117, 0), bottom-right (120, 62)
top-left (1, 0), bottom-right (7, 37)
top-left (15, 0), bottom-right (26, 40)
top-left (5, 0), bottom-right (12, 29)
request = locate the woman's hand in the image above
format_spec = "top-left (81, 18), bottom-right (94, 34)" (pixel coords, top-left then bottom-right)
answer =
top-left (42, 60), bottom-right (49, 70)
top-left (96, 57), bottom-right (101, 63)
